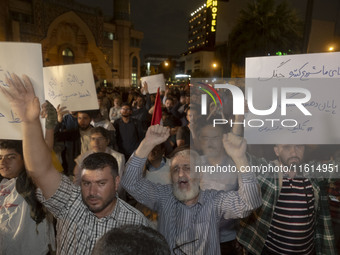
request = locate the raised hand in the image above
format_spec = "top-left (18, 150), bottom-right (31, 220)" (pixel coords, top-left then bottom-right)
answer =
top-left (136, 125), bottom-right (170, 158)
top-left (0, 73), bottom-right (40, 123)
top-left (141, 81), bottom-right (149, 95)
top-left (144, 125), bottom-right (170, 146)
top-left (56, 104), bottom-right (69, 123)
top-left (222, 133), bottom-right (247, 162)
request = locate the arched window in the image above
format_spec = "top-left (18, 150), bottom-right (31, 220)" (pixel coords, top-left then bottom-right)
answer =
top-left (62, 48), bottom-right (74, 64)
top-left (131, 56), bottom-right (138, 87)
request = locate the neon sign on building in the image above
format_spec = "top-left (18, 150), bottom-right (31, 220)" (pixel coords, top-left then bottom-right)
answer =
top-left (207, 0), bottom-right (218, 32)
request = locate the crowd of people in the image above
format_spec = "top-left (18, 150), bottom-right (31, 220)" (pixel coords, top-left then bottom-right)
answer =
top-left (0, 73), bottom-right (339, 255)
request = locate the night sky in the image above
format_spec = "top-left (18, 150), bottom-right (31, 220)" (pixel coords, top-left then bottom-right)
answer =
top-left (79, 0), bottom-right (339, 60)
top-left (79, 0), bottom-right (199, 58)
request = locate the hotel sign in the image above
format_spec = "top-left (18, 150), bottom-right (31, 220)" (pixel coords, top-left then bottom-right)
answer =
top-left (207, 0), bottom-right (218, 32)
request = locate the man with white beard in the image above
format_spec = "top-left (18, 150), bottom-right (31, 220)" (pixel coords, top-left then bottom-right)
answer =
top-left (121, 125), bottom-right (262, 255)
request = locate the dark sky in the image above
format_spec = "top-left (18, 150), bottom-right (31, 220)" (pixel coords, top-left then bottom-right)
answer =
top-left (78, 0), bottom-right (339, 59)
top-left (79, 0), bottom-right (199, 58)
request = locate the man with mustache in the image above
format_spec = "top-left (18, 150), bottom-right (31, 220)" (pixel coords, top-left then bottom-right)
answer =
top-left (121, 124), bottom-right (262, 254)
top-left (237, 144), bottom-right (338, 255)
top-left (1, 74), bottom-right (148, 255)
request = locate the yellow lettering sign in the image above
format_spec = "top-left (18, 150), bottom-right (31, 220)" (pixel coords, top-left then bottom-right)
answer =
top-left (213, 1), bottom-right (218, 6)
top-left (207, 0), bottom-right (212, 7)
top-left (212, 20), bottom-right (216, 26)
top-left (212, 13), bottom-right (217, 19)
top-left (211, 26), bottom-right (216, 32)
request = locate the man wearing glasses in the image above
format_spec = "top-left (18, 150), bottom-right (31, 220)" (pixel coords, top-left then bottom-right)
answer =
top-left (122, 125), bottom-right (262, 254)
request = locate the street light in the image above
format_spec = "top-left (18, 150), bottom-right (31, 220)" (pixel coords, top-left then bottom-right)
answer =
top-left (212, 62), bottom-right (223, 79)
top-left (164, 61), bottom-right (169, 67)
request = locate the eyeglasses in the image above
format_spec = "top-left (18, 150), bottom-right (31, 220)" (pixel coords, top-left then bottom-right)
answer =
top-left (172, 239), bottom-right (198, 255)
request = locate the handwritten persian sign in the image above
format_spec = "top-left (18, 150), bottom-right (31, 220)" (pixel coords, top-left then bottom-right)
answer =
top-left (44, 63), bottom-right (98, 111)
top-left (245, 52), bottom-right (340, 144)
top-left (141, 74), bottom-right (166, 94)
top-left (0, 42), bottom-right (45, 140)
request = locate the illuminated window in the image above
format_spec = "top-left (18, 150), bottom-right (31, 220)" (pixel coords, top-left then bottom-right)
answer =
top-left (62, 48), bottom-right (73, 57)
top-left (110, 33), bottom-right (115, 40)
top-left (132, 56), bottom-right (138, 87)
top-left (62, 48), bottom-right (74, 64)
top-left (131, 73), bottom-right (137, 87)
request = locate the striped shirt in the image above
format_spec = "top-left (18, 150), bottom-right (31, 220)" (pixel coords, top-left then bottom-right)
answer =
top-left (265, 178), bottom-right (315, 254)
top-left (237, 156), bottom-right (337, 255)
top-left (121, 154), bottom-right (262, 255)
top-left (36, 175), bottom-right (149, 255)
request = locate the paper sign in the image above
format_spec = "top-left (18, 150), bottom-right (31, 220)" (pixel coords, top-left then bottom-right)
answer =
top-left (0, 42), bottom-right (45, 140)
top-left (245, 52), bottom-right (340, 144)
top-left (44, 63), bottom-right (99, 111)
top-left (141, 74), bottom-right (166, 94)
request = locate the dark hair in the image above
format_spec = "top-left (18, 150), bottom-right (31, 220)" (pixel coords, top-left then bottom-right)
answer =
top-left (0, 139), bottom-right (23, 157)
top-left (91, 225), bottom-right (170, 255)
top-left (165, 97), bottom-right (174, 103)
top-left (0, 139), bottom-right (46, 224)
top-left (81, 152), bottom-right (118, 178)
top-left (77, 110), bottom-right (93, 118)
top-left (90, 127), bottom-right (110, 141)
top-left (121, 102), bottom-right (131, 109)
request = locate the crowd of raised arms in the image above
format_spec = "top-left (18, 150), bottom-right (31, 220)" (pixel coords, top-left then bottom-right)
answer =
top-left (0, 73), bottom-right (339, 255)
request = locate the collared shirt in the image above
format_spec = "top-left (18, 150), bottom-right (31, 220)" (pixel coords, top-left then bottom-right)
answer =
top-left (237, 156), bottom-right (337, 255)
top-left (121, 154), bottom-right (262, 255)
top-left (37, 175), bottom-right (149, 255)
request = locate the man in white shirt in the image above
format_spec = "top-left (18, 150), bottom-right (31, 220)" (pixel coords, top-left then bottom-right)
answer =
top-left (73, 127), bottom-right (125, 185)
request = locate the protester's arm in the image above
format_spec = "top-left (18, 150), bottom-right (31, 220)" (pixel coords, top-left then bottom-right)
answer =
top-left (223, 132), bottom-right (248, 171)
top-left (141, 82), bottom-right (152, 111)
top-left (219, 133), bottom-right (262, 218)
top-left (41, 101), bottom-right (58, 151)
top-left (231, 114), bottom-right (244, 137)
top-left (2, 74), bottom-right (62, 199)
top-left (121, 125), bottom-right (170, 209)
top-left (135, 125), bottom-right (170, 158)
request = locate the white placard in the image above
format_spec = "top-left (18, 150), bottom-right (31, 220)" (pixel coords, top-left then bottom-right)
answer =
top-left (245, 52), bottom-right (340, 144)
top-left (0, 42), bottom-right (45, 140)
top-left (44, 63), bottom-right (98, 111)
top-left (141, 74), bottom-right (166, 94)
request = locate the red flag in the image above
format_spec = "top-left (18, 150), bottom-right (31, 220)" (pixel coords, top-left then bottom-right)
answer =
top-left (151, 87), bottom-right (162, 125)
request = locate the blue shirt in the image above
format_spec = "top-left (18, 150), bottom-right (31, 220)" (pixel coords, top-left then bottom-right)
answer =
top-left (121, 154), bottom-right (262, 255)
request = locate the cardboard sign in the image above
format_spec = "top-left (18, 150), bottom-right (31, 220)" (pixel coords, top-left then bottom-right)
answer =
top-left (0, 42), bottom-right (45, 140)
top-left (245, 52), bottom-right (340, 144)
top-left (141, 74), bottom-right (166, 94)
top-left (44, 63), bottom-right (99, 111)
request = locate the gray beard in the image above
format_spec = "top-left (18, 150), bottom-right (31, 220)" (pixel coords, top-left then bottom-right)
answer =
top-left (172, 180), bottom-right (200, 203)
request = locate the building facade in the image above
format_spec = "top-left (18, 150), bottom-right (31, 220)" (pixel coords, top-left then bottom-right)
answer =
top-left (185, 0), bottom-right (246, 77)
top-left (0, 0), bottom-right (143, 87)
top-left (185, 0), bottom-right (340, 78)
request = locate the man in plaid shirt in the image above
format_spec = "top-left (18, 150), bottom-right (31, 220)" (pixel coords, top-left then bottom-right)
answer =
top-left (2, 73), bottom-right (149, 255)
top-left (237, 144), bottom-right (338, 255)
